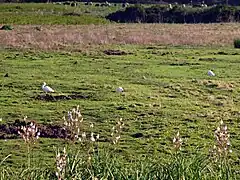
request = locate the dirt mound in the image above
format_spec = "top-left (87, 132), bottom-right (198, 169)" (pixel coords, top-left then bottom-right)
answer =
top-left (0, 25), bottom-right (13, 30)
top-left (35, 94), bottom-right (90, 101)
top-left (0, 120), bottom-right (70, 139)
top-left (199, 57), bottom-right (217, 61)
top-left (103, 49), bottom-right (128, 55)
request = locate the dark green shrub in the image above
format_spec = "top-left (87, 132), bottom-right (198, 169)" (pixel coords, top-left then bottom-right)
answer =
top-left (234, 39), bottom-right (240, 48)
top-left (106, 4), bottom-right (146, 23)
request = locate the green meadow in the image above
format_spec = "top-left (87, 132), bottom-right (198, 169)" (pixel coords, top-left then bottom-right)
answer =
top-left (0, 2), bottom-right (240, 179)
top-left (1, 45), bottom-right (240, 179)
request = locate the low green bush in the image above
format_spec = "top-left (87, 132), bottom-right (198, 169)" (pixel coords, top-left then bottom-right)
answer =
top-left (234, 39), bottom-right (240, 48)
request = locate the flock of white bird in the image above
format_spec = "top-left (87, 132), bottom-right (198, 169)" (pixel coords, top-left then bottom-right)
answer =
top-left (41, 82), bottom-right (124, 93)
top-left (41, 70), bottom-right (215, 93)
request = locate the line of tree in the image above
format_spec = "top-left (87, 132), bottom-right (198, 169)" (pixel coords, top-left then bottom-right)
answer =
top-left (106, 4), bottom-right (240, 23)
top-left (0, 0), bottom-right (239, 6)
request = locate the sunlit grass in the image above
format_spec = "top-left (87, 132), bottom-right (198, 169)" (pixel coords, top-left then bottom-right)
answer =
top-left (0, 45), bottom-right (240, 179)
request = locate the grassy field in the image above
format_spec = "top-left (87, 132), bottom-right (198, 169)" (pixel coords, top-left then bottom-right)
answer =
top-left (0, 3), bottom-right (123, 25)
top-left (1, 43), bottom-right (240, 178)
top-left (1, 3), bottom-right (240, 177)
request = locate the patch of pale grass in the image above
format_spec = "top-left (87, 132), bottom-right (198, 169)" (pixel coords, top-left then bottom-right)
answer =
top-left (1, 23), bottom-right (240, 50)
top-left (200, 80), bottom-right (235, 90)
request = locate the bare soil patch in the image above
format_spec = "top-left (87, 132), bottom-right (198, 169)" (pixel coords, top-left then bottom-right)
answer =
top-left (103, 49), bottom-right (128, 55)
top-left (35, 93), bottom-right (90, 102)
top-left (1, 24), bottom-right (240, 50)
top-left (0, 120), bottom-right (70, 139)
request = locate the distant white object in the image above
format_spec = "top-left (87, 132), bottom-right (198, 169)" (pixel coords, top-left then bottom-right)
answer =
top-left (208, 70), bottom-right (215, 76)
top-left (42, 82), bottom-right (54, 93)
top-left (116, 87), bottom-right (124, 93)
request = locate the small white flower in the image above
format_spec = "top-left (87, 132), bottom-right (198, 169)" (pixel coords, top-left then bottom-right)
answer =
top-left (82, 132), bottom-right (86, 138)
top-left (223, 125), bottom-right (227, 131)
top-left (116, 135), bottom-right (121, 140)
top-left (173, 137), bottom-right (176, 143)
top-left (90, 136), bottom-right (95, 142)
top-left (176, 131), bottom-right (180, 137)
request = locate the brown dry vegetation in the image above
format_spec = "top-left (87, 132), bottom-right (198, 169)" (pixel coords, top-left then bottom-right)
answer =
top-left (1, 23), bottom-right (240, 50)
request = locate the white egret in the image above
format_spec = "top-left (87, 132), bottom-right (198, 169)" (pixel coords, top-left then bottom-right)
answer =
top-left (208, 70), bottom-right (215, 76)
top-left (116, 87), bottom-right (124, 93)
top-left (42, 82), bottom-right (54, 93)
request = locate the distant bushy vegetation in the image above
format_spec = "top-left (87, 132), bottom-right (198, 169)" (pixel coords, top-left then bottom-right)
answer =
top-left (106, 5), bottom-right (240, 23)
top-left (0, 0), bottom-right (239, 6)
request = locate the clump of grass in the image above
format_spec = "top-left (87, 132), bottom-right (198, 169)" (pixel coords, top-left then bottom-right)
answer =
top-left (55, 147), bottom-right (67, 180)
top-left (210, 120), bottom-right (232, 160)
top-left (111, 118), bottom-right (124, 144)
top-left (172, 131), bottom-right (182, 152)
top-left (17, 116), bottom-right (40, 168)
top-left (63, 105), bottom-right (83, 142)
top-left (18, 117), bottom-right (40, 144)
top-left (208, 120), bottom-right (236, 179)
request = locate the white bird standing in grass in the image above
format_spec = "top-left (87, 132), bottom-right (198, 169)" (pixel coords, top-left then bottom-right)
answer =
top-left (208, 70), bottom-right (215, 76)
top-left (116, 87), bottom-right (124, 93)
top-left (42, 82), bottom-right (54, 93)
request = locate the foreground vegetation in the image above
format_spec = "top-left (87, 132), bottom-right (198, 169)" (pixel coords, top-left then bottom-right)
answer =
top-left (1, 44), bottom-right (240, 178)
